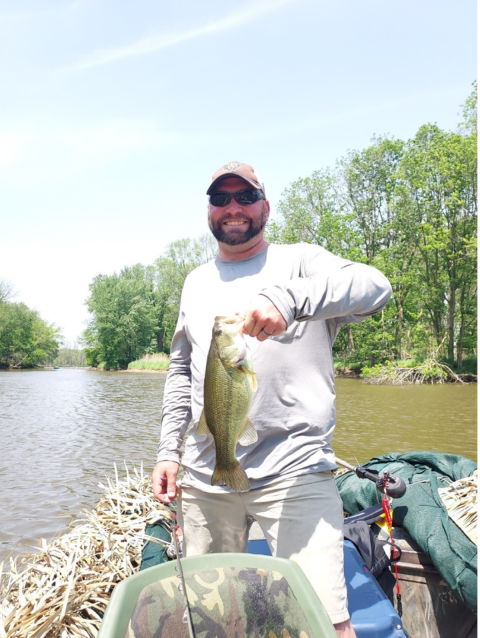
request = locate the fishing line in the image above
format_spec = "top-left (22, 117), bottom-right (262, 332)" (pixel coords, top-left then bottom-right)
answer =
top-left (169, 505), bottom-right (196, 638)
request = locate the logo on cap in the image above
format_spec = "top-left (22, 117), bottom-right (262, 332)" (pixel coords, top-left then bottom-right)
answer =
top-left (222, 161), bottom-right (241, 172)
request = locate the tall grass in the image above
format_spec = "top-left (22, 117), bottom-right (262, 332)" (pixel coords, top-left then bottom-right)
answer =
top-left (128, 353), bottom-right (170, 371)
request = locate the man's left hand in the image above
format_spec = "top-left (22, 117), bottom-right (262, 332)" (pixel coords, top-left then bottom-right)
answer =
top-left (243, 295), bottom-right (287, 341)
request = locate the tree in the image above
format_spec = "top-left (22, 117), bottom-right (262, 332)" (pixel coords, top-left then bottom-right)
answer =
top-left (0, 279), bottom-right (16, 304)
top-left (0, 302), bottom-right (60, 368)
top-left (82, 234), bottom-right (217, 367)
top-left (398, 118), bottom-right (477, 366)
top-left (153, 234), bottom-right (217, 352)
top-left (83, 264), bottom-right (159, 369)
top-left (266, 86), bottom-right (477, 368)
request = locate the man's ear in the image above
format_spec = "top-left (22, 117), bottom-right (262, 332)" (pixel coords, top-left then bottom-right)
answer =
top-left (264, 199), bottom-right (271, 221)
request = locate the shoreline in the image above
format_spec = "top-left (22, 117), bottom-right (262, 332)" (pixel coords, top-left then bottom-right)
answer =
top-left (8, 366), bottom-right (473, 382)
top-left (121, 368), bottom-right (168, 374)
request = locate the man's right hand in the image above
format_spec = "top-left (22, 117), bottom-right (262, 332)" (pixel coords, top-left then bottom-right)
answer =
top-left (152, 461), bottom-right (179, 504)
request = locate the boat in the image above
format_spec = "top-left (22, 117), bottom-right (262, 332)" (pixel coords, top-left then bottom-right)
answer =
top-left (1, 454), bottom-right (475, 638)
top-left (96, 452), bottom-right (477, 638)
top-left (96, 463), bottom-right (411, 638)
top-left (96, 524), bottom-right (406, 638)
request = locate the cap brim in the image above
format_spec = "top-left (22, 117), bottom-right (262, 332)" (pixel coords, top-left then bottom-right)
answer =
top-left (206, 174), bottom-right (261, 195)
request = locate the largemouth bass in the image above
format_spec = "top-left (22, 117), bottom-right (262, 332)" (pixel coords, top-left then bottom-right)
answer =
top-left (197, 315), bottom-right (258, 492)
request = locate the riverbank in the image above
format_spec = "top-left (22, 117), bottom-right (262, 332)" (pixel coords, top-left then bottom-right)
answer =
top-left (335, 356), bottom-right (477, 384)
top-left (121, 368), bottom-right (168, 374)
top-left (86, 366), bottom-right (477, 382)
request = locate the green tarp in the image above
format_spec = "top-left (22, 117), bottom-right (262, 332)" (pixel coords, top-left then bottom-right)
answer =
top-left (141, 520), bottom-right (172, 571)
top-left (335, 451), bottom-right (477, 612)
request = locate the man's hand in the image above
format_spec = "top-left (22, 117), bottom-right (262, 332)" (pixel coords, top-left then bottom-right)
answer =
top-left (243, 295), bottom-right (287, 342)
top-left (152, 461), bottom-right (179, 504)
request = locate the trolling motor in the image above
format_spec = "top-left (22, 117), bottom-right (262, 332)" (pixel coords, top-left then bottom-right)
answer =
top-left (335, 457), bottom-right (407, 498)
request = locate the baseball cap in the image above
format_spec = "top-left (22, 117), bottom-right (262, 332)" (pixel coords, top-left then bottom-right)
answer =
top-left (206, 161), bottom-right (265, 195)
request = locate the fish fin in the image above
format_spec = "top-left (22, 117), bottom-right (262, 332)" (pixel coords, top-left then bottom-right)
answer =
top-left (237, 418), bottom-right (258, 446)
top-left (239, 366), bottom-right (258, 392)
top-left (196, 409), bottom-right (211, 436)
top-left (211, 462), bottom-right (250, 492)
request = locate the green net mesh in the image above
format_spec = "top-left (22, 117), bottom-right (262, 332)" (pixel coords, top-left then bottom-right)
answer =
top-left (124, 566), bottom-right (316, 638)
top-left (335, 451), bottom-right (477, 611)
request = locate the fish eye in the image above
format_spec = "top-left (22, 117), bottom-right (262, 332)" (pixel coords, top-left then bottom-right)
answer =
top-left (215, 328), bottom-right (222, 336)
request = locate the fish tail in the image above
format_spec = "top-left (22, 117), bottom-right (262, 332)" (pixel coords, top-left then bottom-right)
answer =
top-left (211, 462), bottom-right (250, 492)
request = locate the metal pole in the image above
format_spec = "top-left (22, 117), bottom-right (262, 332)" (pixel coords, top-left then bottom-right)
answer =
top-left (335, 456), bottom-right (356, 472)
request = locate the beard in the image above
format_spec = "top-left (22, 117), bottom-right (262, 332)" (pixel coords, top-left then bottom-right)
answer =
top-left (208, 203), bottom-right (267, 246)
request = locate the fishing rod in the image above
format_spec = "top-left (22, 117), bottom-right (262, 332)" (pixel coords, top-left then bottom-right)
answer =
top-left (170, 514), bottom-right (196, 638)
top-left (335, 457), bottom-right (407, 498)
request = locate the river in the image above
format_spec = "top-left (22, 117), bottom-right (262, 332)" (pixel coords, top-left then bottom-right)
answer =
top-left (0, 368), bottom-right (477, 562)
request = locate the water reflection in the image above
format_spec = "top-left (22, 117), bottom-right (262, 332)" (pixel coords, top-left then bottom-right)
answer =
top-left (0, 369), bottom-right (476, 561)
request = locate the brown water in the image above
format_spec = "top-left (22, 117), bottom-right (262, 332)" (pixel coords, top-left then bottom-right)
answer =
top-left (0, 369), bottom-right (476, 561)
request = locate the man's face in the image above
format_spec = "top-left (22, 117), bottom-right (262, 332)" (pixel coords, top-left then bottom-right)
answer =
top-left (208, 177), bottom-right (270, 246)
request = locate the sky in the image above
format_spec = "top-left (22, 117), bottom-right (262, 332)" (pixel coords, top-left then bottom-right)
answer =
top-left (0, 0), bottom-right (476, 344)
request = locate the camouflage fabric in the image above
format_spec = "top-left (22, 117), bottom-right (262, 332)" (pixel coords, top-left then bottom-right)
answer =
top-left (123, 566), bottom-right (315, 638)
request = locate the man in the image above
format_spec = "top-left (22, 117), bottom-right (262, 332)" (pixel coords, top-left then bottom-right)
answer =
top-left (152, 161), bottom-right (392, 637)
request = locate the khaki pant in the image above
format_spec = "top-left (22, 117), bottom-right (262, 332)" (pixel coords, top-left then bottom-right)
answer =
top-left (179, 471), bottom-right (349, 625)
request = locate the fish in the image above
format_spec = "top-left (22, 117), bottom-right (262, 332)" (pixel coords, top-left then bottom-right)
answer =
top-left (196, 315), bottom-right (258, 492)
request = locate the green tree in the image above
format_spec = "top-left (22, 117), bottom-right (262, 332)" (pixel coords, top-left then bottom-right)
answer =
top-left (82, 234), bottom-right (217, 366)
top-left (267, 86), bottom-right (477, 368)
top-left (269, 168), bottom-right (361, 259)
top-left (83, 264), bottom-right (158, 369)
top-left (397, 117), bottom-right (477, 366)
top-left (0, 279), bottom-right (15, 304)
top-left (0, 302), bottom-right (60, 368)
top-left (153, 234), bottom-right (217, 352)
top-left (341, 137), bottom-right (425, 361)
top-left (53, 343), bottom-right (86, 367)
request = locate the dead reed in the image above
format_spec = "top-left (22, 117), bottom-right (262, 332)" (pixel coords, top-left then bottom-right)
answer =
top-left (438, 469), bottom-right (477, 545)
top-left (0, 464), bottom-right (173, 638)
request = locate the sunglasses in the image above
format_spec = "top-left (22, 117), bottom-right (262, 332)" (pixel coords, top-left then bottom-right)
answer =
top-left (209, 189), bottom-right (265, 207)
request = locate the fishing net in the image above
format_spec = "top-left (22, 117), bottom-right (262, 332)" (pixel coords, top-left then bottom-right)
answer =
top-left (335, 451), bottom-right (478, 612)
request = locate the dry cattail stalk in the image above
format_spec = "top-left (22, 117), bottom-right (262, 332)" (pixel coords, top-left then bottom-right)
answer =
top-left (0, 464), bottom-right (173, 638)
top-left (438, 470), bottom-right (477, 545)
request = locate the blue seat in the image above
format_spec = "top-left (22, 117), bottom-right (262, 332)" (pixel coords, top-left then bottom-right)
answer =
top-left (247, 538), bottom-right (406, 638)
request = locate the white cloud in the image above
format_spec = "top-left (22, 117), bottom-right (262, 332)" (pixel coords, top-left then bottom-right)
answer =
top-left (64, 0), bottom-right (297, 72)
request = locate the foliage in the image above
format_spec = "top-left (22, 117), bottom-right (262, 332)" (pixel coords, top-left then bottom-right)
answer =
top-left (456, 357), bottom-right (477, 375)
top-left (0, 301), bottom-right (61, 368)
top-left (0, 279), bottom-right (16, 304)
top-left (53, 347), bottom-right (86, 367)
top-left (359, 357), bottom-right (463, 384)
top-left (82, 87), bottom-right (476, 376)
top-left (267, 84), bottom-right (477, 371)
top-left (82, 235), bottom-right (216, 369)
top-left (82, 264), bottom-right (159, 369)
top-left (128, 352), bottom-right (170, 370)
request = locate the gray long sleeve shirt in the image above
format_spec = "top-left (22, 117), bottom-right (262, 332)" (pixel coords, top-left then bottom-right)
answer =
top-left (157, 243), bottom-right (392, 492)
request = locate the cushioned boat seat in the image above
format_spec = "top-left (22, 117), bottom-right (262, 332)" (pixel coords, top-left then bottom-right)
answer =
top-left (97, 553), bottom-right (337, 638)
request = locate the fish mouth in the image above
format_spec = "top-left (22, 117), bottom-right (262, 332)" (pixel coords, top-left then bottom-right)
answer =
top-left (214, 315), bottom-right (245, 333)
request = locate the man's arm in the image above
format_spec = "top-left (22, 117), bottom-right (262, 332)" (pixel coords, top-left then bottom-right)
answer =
top-left (243, 246), bottom-right (392, 340)
top-left (152, 309), bottom-right (192, 504)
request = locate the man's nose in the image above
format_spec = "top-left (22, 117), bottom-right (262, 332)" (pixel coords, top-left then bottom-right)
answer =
top-left (224, 197), bottom-right (243, 213)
